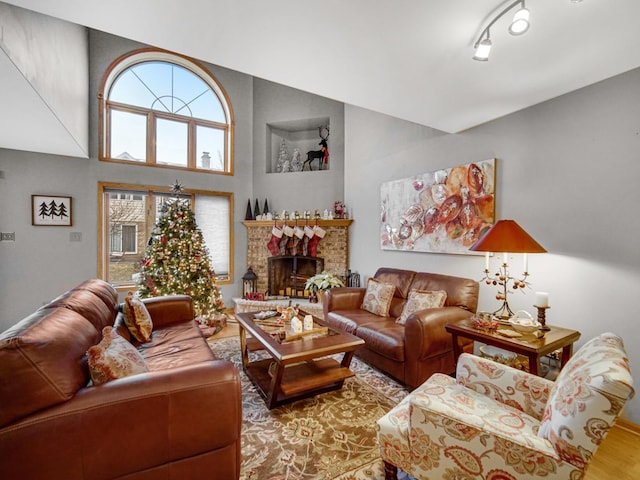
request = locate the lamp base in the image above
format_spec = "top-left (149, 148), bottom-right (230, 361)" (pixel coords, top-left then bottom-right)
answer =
top-left (493, 301), bottom-right (514, 320)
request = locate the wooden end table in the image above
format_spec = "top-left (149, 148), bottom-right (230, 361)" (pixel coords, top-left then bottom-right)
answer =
top-left (235, 310), bottom-right (364, 409)
top-left (445, 321), bottom-right (581, 376)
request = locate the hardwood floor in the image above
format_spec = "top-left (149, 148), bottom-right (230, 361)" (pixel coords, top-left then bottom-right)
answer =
top-left (584, 419), bottom-right (640, 480)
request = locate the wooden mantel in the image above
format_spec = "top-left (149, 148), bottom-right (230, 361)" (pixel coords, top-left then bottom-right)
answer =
top-left (242, 219), bottom-right (353, 228)
top-left (243, 219), bottom-right (353, 295)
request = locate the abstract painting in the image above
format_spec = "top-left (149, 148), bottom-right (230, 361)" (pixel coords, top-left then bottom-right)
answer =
top-left (380, 159), bottom-right (495, 254)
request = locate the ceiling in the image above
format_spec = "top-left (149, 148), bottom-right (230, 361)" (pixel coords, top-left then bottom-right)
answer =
top-left (2, 0), bottom-right (640, 158)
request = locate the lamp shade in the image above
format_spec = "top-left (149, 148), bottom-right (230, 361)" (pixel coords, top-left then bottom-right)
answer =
top-left (473, 38), bottom-right (492, 61)
top-left (469, 220), bottom-right (546, 253)
top-left (508, 7), bottom-right (530, 35)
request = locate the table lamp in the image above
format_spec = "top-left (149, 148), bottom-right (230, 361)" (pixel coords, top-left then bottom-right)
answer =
top-left (469, 219), bottom-right (546, 319)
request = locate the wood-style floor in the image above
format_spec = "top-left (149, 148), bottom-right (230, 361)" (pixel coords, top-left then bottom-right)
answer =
top-left (584, 419), bottom-right (640, 479)
top-left (215, 316), bottom-right (640, 478)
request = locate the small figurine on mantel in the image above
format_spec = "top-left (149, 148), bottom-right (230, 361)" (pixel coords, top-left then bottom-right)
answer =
top-left (334, 201), bottom-right (347, 219)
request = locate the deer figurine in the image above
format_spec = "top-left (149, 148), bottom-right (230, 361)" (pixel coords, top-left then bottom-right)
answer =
top-left (303, 126), bottom-right (330, 171)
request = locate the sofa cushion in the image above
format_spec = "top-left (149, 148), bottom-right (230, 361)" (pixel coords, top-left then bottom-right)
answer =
top-left (397, 289), bottom-right (447, 325)
top-left (138, 321), bottom-right (216, 371)
top-left (88, 326), bottom-right (148, 385)
top-left (411, 272), bottom-right (478, 311)
top-left (0, 308), bottom-right (100, 427)
top-left (374, 267), bottom-right (416, 299)
top-left (40, 288), bottom-right (117, 332)
top-left (355, 322), bottom-right (405, 361)
top-left (361, 278), bottom-right (395, 316)
top-left (124, 292), bottom-right (153, 342)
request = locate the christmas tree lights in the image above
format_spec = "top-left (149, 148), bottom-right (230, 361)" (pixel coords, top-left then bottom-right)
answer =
top-left (137, 184), bottom-right (224, 319)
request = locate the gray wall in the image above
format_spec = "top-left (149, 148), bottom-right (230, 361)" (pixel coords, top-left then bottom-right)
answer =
top-left (252, 78), bottom-right (344, 214)
top-left (344, 67), bottom-right (640, 423)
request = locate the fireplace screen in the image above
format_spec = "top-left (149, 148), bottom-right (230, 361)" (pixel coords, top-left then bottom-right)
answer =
top-left (268, 256), bottom-right (324, 298)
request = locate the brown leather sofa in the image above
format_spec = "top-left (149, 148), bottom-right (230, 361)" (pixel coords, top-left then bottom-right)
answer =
top-left (323, 268), bottom-right (479, 388)
top-left (0, 279), bottom-right (242, 480)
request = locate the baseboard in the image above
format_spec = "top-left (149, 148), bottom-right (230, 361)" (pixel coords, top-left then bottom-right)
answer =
top-left (616, 417), bottom-right (640, 435)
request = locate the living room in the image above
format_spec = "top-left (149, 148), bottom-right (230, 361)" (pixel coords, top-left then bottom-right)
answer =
top-left (0, 1), bottom-right (638, 475)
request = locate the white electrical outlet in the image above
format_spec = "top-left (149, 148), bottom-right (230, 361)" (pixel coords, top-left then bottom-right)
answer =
top-left (70, 232), bottom-right (82, 242)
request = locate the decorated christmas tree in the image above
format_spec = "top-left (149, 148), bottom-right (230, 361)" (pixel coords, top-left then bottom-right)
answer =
top-left (137, 182), bottom-right (224, 319)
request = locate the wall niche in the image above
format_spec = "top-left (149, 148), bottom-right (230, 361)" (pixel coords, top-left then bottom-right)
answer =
top-left (267, 117), bottom-right (330, 173)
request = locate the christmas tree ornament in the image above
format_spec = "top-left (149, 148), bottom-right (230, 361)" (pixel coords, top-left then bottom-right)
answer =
top-left (263, 199), bottom-right (270, 216)
top-left (253, 199), bottom-right (261, 219)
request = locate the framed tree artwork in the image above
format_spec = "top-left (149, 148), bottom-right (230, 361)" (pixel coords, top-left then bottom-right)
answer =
top-left (380, 159), bottom-right (496, 254)
top-left (32, 195), bottom-right (73, 226)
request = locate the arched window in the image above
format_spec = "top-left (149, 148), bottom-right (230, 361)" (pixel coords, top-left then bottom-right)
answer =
top-left (99, 48), bottom-right (233, 173)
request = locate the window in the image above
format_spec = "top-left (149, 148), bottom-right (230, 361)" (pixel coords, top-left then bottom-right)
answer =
top-left (98, 182), bottom-right (233, 288)
top-left (99, 49), bottom-right (234, 174)
top-left (110, 224), bottom-right (137, 254)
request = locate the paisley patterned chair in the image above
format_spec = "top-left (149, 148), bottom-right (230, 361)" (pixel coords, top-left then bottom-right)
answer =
top-left (376, 332), bottom-right (634, 480)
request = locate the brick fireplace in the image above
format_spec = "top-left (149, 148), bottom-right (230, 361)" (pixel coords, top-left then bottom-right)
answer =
top-left (243, 219), bottom-right (352, 297)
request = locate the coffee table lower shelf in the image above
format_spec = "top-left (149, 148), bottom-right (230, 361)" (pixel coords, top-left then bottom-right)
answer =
top-left (245, 357), bottom-right (355, 407)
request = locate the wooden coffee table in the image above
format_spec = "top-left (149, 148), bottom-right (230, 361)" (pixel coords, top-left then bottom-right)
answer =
top-left (235, 311), bottom-right (364, 409)
top-left (445, 321), bottom-right (581, 376)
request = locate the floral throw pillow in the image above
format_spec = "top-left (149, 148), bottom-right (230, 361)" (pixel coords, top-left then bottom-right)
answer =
top-left (87, 326), bottom-right (148, 386)
top-left (396, 289), bottom-right (447, 325)
top-left (361, 278), bottom-right (395, 317)
top-left (123, 291), bottom-right (153, 342)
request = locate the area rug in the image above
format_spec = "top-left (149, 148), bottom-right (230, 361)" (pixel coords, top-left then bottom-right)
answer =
top-left (208, 335), bottom-right (409, 480)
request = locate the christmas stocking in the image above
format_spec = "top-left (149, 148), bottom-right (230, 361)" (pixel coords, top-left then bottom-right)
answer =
top-left (279, 225), bottom-right (295, 256)
top-left (291, 226), bottom-right (305, 256)
top-left (303, 225), bottom-right (315, 256)
top-left (267, 225), bottom-right (283, 256)
top-left (307, 225), bottom-right (326, 257)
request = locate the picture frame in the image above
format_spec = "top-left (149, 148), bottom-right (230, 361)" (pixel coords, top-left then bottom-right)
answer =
top-left (32, 195), bottom-right (73, 226)
top-left (380, 158), bottom-right (496, 254)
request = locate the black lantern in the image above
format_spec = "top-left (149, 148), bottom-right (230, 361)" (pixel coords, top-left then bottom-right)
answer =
top-left (242, 267), bottom-right (258, 299)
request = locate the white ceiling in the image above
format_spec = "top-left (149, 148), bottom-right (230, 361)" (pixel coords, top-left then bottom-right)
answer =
top-left (3, 0), bottom-right (640, 157)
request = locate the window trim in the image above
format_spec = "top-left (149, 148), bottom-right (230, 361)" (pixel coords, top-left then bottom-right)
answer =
top-left (98, 181), bottom-right (234, 291)
top-left (98, 48), bottom-right (234, 175)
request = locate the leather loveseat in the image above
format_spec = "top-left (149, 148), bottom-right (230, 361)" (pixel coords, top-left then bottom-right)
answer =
top-left (323, 268), bottom-right (479, 388)
top-left (0, 279), bottom-right (242, 480)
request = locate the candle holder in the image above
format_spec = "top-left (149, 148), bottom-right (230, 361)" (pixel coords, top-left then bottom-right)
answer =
top-left (480, 262), bottom-right (529, 320)
top-left (534, 305), bottom-right (551, 331)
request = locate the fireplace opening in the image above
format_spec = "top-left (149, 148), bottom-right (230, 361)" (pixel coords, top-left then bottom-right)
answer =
top-left (268, 256), bottom-right (324, 298)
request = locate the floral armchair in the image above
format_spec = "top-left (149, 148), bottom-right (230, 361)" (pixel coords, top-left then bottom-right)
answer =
top-left (376, 332), bottom-right (634, 480)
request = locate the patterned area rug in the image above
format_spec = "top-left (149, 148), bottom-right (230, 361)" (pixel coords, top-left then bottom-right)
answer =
top-left (208, 335), bottom-right (409, 480)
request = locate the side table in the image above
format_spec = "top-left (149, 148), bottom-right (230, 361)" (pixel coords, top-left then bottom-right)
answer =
top-left (445, 321), bottom-right (581, 377)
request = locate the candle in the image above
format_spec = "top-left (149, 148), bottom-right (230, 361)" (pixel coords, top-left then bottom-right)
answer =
top-left (535, 291), bottom-right (549, 307)
top-left (485, 252), bottom-right (490, 271)
top-left (523, 253), bottom-right (528, 273)
top-left (502, 252), bottom-right (508, 265)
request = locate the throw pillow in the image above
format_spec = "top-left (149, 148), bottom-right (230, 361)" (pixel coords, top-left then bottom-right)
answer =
top-left (361, 278), bottom-right (395, 316)
top-left (123, 291), bottom-right (153, 342)
top-left (87, 326), bottom-right (148, 386)
top-left (396, 289), bottom-right (447, 325)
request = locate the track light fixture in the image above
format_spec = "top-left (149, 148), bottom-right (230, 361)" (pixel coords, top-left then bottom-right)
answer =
top-left (473, 0), bottom-right (530, 61)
